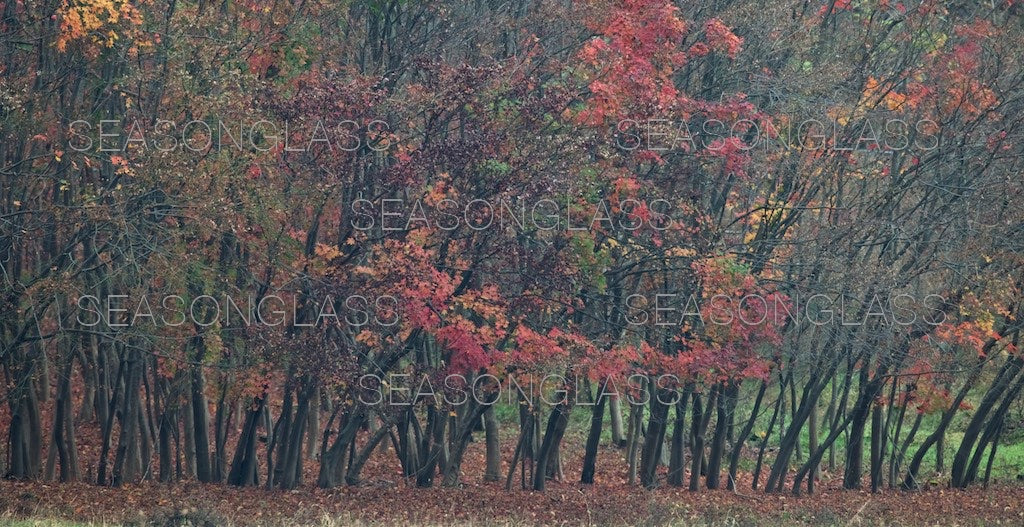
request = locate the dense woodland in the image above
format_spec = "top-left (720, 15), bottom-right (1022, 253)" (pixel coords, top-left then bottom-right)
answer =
top-left (2, 0), bottom-right (1024, 511)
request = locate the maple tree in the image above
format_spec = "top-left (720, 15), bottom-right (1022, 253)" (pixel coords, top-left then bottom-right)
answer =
top-left (2, 0), bottom-right (1024, 525)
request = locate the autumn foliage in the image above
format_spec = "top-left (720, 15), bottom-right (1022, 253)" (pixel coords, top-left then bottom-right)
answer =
top-left (2, 0), bottom-right (1024, 524)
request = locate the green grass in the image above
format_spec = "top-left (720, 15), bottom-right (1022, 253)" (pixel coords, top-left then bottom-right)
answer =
top-left (0, 520), bottom-right (99, 527)
top-left (489, 380), bottom-right (1024, 483)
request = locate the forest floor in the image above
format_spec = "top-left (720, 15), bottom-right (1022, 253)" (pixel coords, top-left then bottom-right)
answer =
top-left (3, 392), bottom-right (1023, 526)
top-left (2, 435), bottom-right (1023, 527)
top-left (2, 475), bottom-right (1023, 526)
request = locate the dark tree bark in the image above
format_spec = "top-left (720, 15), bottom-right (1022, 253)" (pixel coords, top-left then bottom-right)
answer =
top-left (688, 386), bottom-right (718, 491)
top-left (639, 382), bottom-right (672, 489)
top-left (533, 400), bottom-right (572, 491)
top-left (483, 405), bottom-right (501, 482)
top-left (112, 349), bottom-right (143, 487)
top-left (227, 396), bottom-right (265, 487)
top-left (581, 379), bottom-right (609, 484)
top-left (728, 380), bottom-right (766, 491)
top-left (706, 382), bottom-right (736, 489)
top-left (668, 384), bottom-right (693, 487)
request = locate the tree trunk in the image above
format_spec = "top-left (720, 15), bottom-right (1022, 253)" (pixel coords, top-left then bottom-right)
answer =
top-left (869, 399), bottom-right (883, 492)
top-left (668, 385), bottom-right (693, 487)
top-left (639, 382), bottom-right (672, 488)
top-left (533, 400), bottom-right (572, 491)
top-left (688, 386), bottom-right (718, 491)
top-left (729, 380), bottom-right (766, 490)
top-left (227, 396), bottom-right (265, 487)
top-left (190, 341), bottom-right (212, 483)
top-left (609, 394), bottom-right (626, 447)
top-left (706, 382), bottom-right (735, 489)
top-left (581, 380), bottom-right (608, 484)
top-left (112, 349), bottom-right (143, 487)
top-left (483, 405), bottom-right (501, 482)
top-left (951, 356), bottom-right (1022, 488)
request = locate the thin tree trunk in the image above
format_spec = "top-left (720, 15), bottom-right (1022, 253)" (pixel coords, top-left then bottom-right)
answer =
top-left (112, 350), bottom-right (143, 487)
top-left (640, 381), bottom-right (672, 488)
top-left (484, 405), bottom-right (501, 482)
top-left (533, 400), bottom-right (572, 491)
top-left (581, 380), bottom-right (608, 484)
top-left (609, 394), bottom-right (626, 447)
top-left (669, 385), bottom-right (693, 487)
top-left (689, 386), bottom-right (718, 491)
top-left (729, 380), bottom-right (766, 491)
top-left (706, 382), bottom-right (735, 489)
